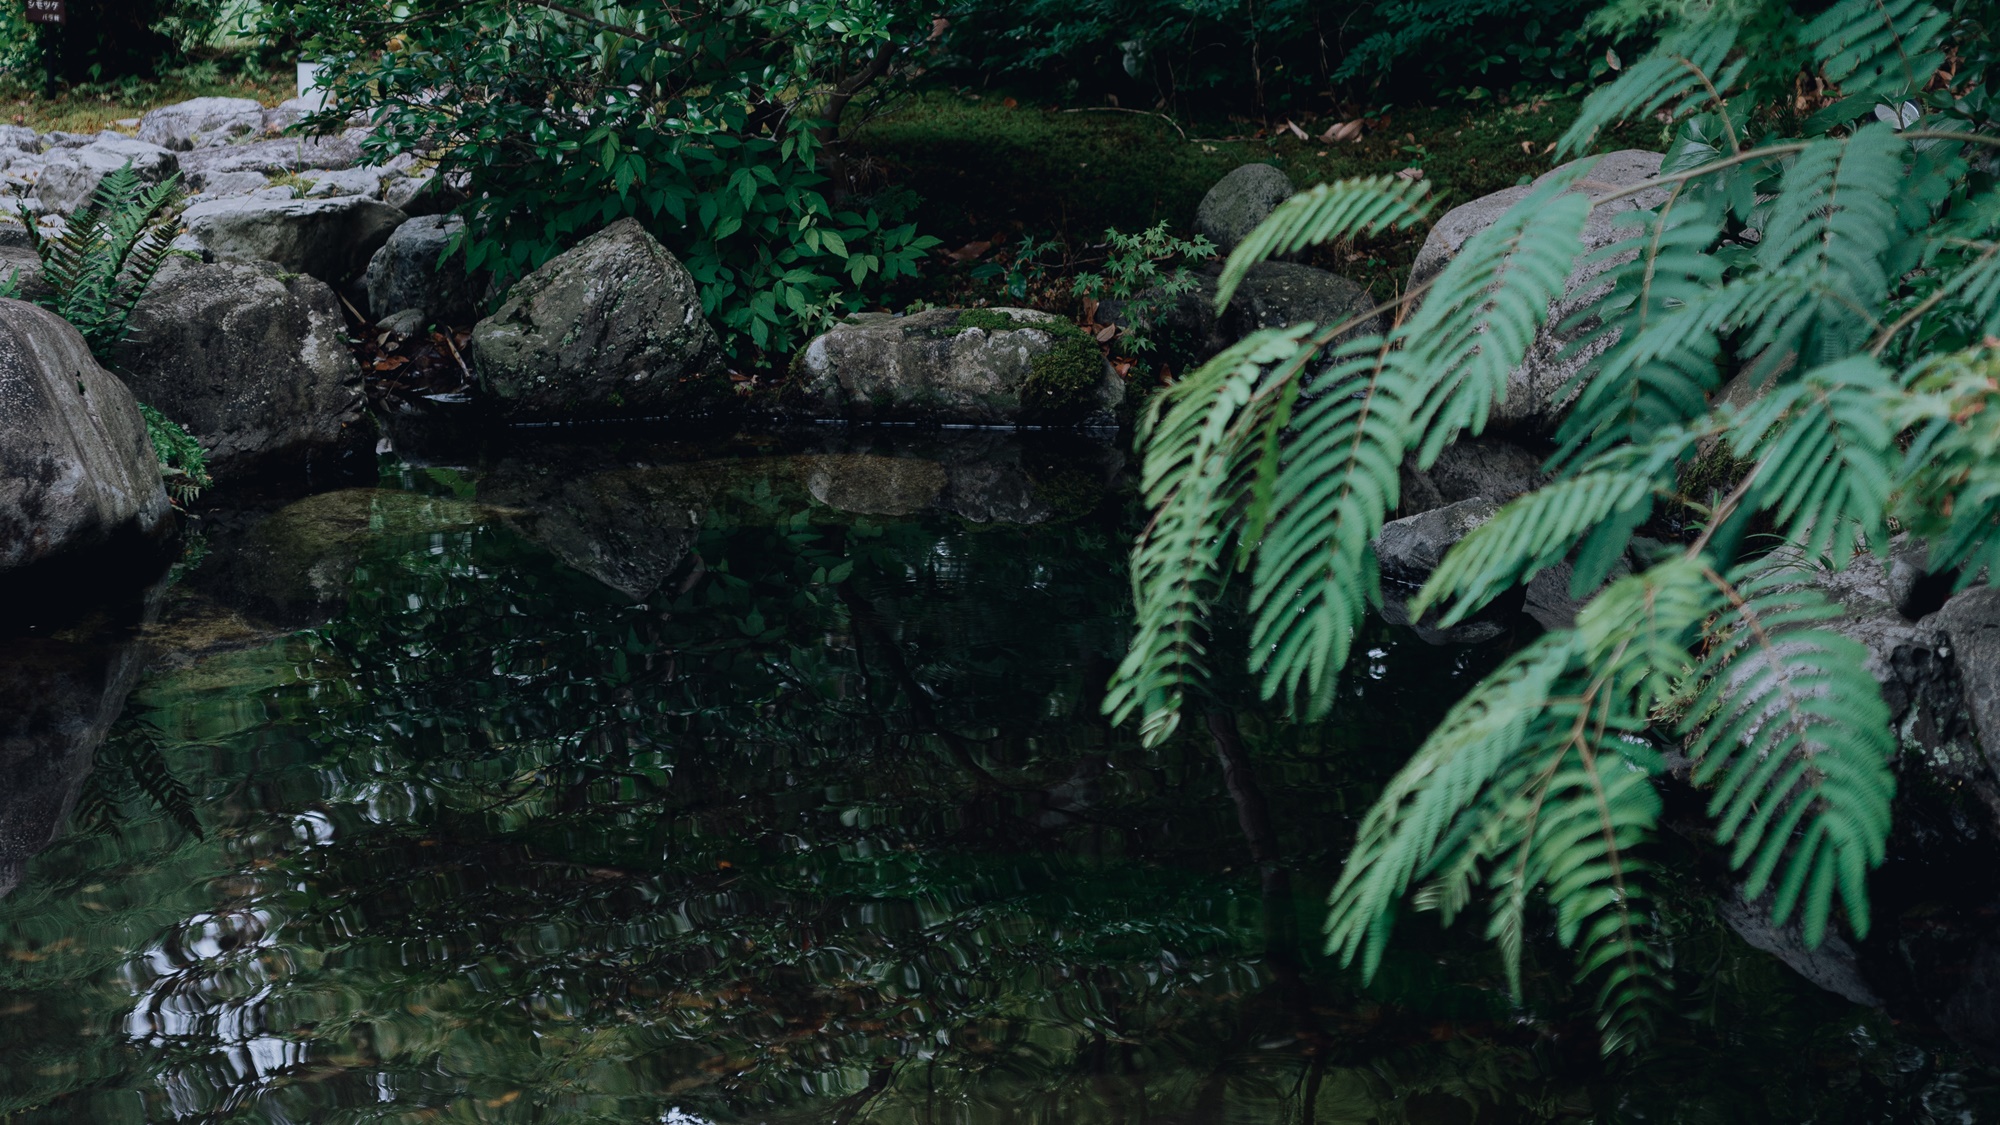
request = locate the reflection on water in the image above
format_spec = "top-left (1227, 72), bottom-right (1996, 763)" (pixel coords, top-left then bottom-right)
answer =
top-left (0, 432), bottom-right (1996, 1123)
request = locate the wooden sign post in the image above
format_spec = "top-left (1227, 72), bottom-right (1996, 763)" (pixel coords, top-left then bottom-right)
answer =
top-left (25, 0), bottom-right (65, 25)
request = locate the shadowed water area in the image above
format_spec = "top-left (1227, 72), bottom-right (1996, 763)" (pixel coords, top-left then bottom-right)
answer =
top-left (2, 431), bottom-right (1998, 1123)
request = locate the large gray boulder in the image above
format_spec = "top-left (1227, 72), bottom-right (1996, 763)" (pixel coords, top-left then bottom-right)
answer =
top-left (112, 258), bottom-right (367, 479)
top-left (467, 218), bottom-right (726, 421)
top-left (1374, 496), bottom-right (1498, 585)
top-left (1407, 150), bottom-right (1669, 434)
top-left (0, 300), bottom-right (171, 575)
top-left (136, 96), bottom-right (265, 150)
top-left (181, 193), bottom-right (407, 286)
top-left (795, 307), bottom-right (1120, 426)
top-left (1399, 437), bottom-right (1547, 515)
top-left (176, 133), bottom-right (365, 191)
top-left (35, 136), bottom-right (178, 213)
top-left (1196, 163), bottom-right (1294, 253)
top-left (362, 214), bottom-right (480, 324)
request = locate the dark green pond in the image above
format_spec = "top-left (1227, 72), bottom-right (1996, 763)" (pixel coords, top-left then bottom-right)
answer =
top-left (1, 432), bottom-right (1995, 1123)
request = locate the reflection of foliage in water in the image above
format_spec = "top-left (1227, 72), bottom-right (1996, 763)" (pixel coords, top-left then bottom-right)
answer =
top-left (0, 464), bottom-right (1994, 1122)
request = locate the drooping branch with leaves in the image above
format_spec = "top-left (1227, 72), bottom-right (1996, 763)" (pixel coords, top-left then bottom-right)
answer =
top-left (1107, 0), bottom-right (2000, 1052)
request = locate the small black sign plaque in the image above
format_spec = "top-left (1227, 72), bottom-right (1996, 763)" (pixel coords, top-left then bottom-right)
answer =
top-left (25, 0), bottom-right (64, 26)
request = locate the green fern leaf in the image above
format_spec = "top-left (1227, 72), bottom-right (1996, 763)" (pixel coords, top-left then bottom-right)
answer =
top-left (1683, 563), bottom-right (1897, 945)
top-left (1804, 0), bottom-right (1948, 102)
top-left (1215, 176), bottom-right (1434, 309)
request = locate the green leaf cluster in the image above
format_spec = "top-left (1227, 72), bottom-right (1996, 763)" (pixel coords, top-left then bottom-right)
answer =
top-left (1110, 0), bottom-right (2000, 1052)
top-left (275, 0), bottom-right (942, 356)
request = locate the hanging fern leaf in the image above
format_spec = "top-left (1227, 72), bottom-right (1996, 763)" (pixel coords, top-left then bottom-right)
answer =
top-left (1727, 357), bottom-right (1898, 563)
top-left (1682, 562), bottom-right (1896, 946)
top-left (1214, 175), bottom-right (1435, 309)
top-left (1804, 0), bottom-right (1949, 103)
top-left (1106, 325), bottom-right (1321, 744)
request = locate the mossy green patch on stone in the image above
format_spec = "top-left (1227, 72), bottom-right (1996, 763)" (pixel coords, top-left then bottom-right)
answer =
top-left (955, 308), bottom-right (1020, 333)
top-left (1021, 319), bottom-right (1105, 421)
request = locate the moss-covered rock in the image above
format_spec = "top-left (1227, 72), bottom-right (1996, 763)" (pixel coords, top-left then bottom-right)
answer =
top-left (791, 307), bottom-right (1121, 426)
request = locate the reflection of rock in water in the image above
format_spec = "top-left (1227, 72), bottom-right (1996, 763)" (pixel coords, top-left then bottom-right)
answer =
top-left (180, 487), bottom-right (495, 632)
top-left (0, 623), bottom-right (148, 897)
top-left (803, 455), bottom-right (946, 516)
top-left (800, 431), bottom-right (1124, 526)
top-left (481, 461), bottom-right (714, 601)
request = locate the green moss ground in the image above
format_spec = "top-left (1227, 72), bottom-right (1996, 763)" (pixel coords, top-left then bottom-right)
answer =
top-left (851, 93), bottom-right (1666, 301)
top-left (0, 70), bottom-right (294, 134)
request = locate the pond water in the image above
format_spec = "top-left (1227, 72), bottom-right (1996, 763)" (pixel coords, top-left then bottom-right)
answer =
top-left (1, 431), bottom-right (1996, 1124)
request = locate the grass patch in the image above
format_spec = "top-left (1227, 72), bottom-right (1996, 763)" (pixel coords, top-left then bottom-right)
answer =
top-left (851, 92), bottom-right (1666, 302)
top-left (0, 70), bottom-right (294, 135)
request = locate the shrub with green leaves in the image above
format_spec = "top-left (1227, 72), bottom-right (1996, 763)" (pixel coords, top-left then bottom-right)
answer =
top-left (276, 0), bottom-right (940, 356)
top-left (1071, 221), bottom-right (1214, 353)
top-left (1107, 0), bottom-right (2000, 1053)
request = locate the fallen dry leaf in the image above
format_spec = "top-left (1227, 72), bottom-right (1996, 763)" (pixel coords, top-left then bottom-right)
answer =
top-left (1396, 166), bottom-right (1424, 181)
top-left (1284, 119), bottom-right (1308, 140)
top-left (1520, 140), bottom-right (1536, 153)
top-left (946, 239), bottom-right (993, 262)
top-left (1320, 118), bottom-right (1364, 143)
top-left (1002, 97), bottom-right (1018, 109)
top-left (1094, 324), bottom-right (1119, 343)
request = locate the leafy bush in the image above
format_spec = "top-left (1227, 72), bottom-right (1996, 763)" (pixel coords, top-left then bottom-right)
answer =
top-left (1071, 222), bottom-right (1215, 353)
top-left (1109, 0), bottom-right (2000, 1053)
top-left (277, 0), bottom-right (940, 356)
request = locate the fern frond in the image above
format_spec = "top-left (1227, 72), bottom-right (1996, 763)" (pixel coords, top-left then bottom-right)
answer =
top-left (1413, 427), bottom-right (1700, 625)
top-left (1683, 562), bottom-right (1896, 945)
top-left (1325, 633), bottom-right (1578, 980)
top-left (1553, 189), bottom-right (1728, 467)
top-left (1215, 176), bottom-right (1434, 309)
top-left (1242, 334), bottom-right (1404, 714)
top-left (1397, 172), bottom-right (1595, 462)
top-left (1728, 357), bottom-right (1898, 562)
top-left (1105, 325), bottom-right (1320, 744)
top-left (1749, 126), bottom-right (1909, 364)
top-left (1804, 0), bottom-right (1949, 102)
top-left (1559, 25), bottom-right (1746, 159)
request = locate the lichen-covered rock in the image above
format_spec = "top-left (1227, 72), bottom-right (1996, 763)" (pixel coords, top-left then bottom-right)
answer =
top-left (0, 299), bottom-right (171, 576)
top-left (136, 96), bottom-right (265, 150)
top-left (1195, 163), bottom-right (1294, 253)
top-left (35, 136), bottom-right (178, 213)
top-left (467, 218), bottom-right (725, 421)
top-left (180, 193), bottom-right (407, 285)
top-left (362, 214), bottom-right (480, 323)
top-left (796, 307), bottom-right (1121, 426)
top-left (1407, 150), bottom-right (1669, 434)
top-left (112, 257), bottom-right (368, 479)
